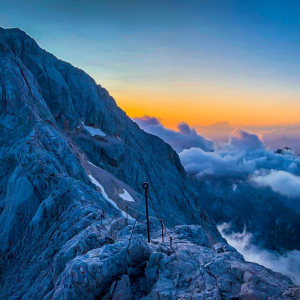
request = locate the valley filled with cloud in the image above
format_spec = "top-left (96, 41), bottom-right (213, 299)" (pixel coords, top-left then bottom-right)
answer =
top-left (135, 115), bottom-right (300, 283)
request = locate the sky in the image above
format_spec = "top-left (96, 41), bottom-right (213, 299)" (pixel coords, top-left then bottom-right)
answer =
top-left (1, 0), bottom-right (300, 130)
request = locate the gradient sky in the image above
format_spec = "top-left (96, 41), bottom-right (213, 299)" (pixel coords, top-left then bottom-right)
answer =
top-left (1, 0), bottom-right (300, 129)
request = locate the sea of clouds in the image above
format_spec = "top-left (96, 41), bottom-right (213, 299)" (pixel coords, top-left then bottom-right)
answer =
top-left (180, 128), bottom-right (300, 197)
top-left (218, 223), bottom-right (300, 285)
top-left (135, 115), bottom-right (300, 283)
top-left (195, 121), bottom-right (300, 154)
top-left (135, 115), bottom-right (300, 198)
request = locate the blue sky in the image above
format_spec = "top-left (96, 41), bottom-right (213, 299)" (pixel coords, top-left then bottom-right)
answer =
top-left (1, 0), bottom-right (300, 128)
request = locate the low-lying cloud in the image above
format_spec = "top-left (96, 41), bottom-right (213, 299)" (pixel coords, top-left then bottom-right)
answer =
top-left (252, 170), bottom-right (300, 198)
top-left (180, 128), bottom-right (300, 178)
top-left (134, 115), bottom-right (214, 152)
top-left (195, 121), bottom-right (300, 153)
top-left (135, 116), bottom-right (300, 284)
top-left (226, 128), bottom-right (265, 151)
top-left (218, 223), bottom-right (300, 285)
top-left (135, 116), bottom-right (300, 196)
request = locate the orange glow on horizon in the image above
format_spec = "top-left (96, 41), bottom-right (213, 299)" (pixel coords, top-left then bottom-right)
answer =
top-left (109, 85), bottom-right (300, 131)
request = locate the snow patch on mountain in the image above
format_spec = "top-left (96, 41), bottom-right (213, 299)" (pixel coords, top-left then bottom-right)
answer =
top-left (87, 160), bottom-right (98, 168)
top-left (81, 121), bottom-right (106, 137)
top-left (88, 174), bottom-right (135, 220)
top-left (88, 174), bottom-right (118, 210)
top-left (119, 189), bottom-right (135, 202)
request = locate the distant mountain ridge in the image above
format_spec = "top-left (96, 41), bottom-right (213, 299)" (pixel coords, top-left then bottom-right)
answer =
top-left (266, 137), bottom-right (300, 154)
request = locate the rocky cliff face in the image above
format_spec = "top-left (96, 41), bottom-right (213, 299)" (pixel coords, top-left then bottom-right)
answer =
top-left (0, 27), bottom-right (215, 228)
top-left (0, 27), bottom-right (299, 299)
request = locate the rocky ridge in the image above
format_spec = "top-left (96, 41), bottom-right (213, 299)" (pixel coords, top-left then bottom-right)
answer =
top-left (0, 27), bottom-right (299, 299)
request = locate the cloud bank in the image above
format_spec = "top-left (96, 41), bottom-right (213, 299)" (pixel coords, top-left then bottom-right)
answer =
top-left (135, 116), bottom-right (300, 283)
top-left (180, 128), bottom-right (300, 178)
top-left (227, 128), bottom-right (265, 151)
top-left (195, 121), bottom-right (300, 152)
top-left (252, 170), bottom-right (300, 198)
top-left (135, 115), bottom-right (300, 197)
top-left (134, 115), bottom-right (214, 152)
top-left (218, 223), bottom-right (300, 285)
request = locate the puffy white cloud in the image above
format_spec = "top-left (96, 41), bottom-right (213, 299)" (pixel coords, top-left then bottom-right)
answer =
top-left (227, 128), bottom-right (265, 150)
top-left (134, 115), bottom-right (214, 152)
top-left (135, 118), bottom-right (300, 198)
top-left (252, 170), bottom-right (300, 198)
top-left (180, 128), bottom-right (300, 178)
top-left (195, 121), bottom-right (300, 152)
top-left (218, 223), bottom-right (300, 285)
top-left (180, 147), bottom-right (256, 176)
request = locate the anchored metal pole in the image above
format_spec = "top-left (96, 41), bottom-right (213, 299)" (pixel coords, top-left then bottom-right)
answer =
top-left (100, 209), bottom-right (105, 221)
top-left (143, 182), bottom-right (150, 243)
top-left (160, 219), bottom-right (164, 243)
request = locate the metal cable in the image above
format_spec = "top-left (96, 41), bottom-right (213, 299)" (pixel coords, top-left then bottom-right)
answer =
top-left (105, 184), bottom-right (178, 299)
top-left (147, 190), bottom-right (173, 242)
top-left (127, 206), bottom-right (160, 221)
top-left (147, 190), bottom-right (162, 221)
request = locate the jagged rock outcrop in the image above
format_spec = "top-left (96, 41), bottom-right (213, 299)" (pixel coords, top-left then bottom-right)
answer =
top-left (0, 27), bottom-right (299, 299)
top-left (46, 222), bottom-right (297, 300)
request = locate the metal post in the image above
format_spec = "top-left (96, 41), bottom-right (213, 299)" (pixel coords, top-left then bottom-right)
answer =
top-left (142, 182), bottom-right (150, 243)
top-left (160, 220), bottom-right (164, 243)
